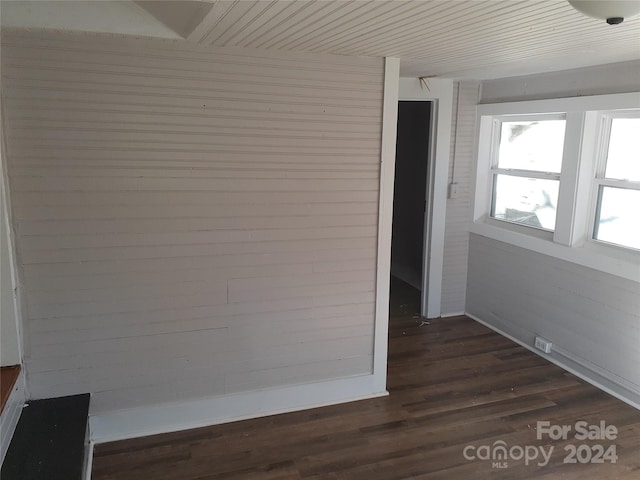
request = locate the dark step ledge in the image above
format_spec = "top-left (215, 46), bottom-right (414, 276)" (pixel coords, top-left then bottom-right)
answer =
top-left (0, 365), bottom-right (21, 414)
top-left (1, 394), bottom-right (90, 480)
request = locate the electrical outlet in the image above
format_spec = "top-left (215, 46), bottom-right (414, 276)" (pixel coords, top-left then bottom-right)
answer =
top-left (534, 336), bottom-right (553, 354)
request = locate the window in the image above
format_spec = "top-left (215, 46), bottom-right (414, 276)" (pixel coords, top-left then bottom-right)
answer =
top-left (490, 118), bottom-right (565, 230)
top-left (593, 114), bottom-right (640, 250)
top-left (472, 93), bottom-right (640, 281)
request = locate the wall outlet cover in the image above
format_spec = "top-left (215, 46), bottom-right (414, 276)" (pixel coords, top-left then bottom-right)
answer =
top-left (534, 336), bottom-right (553, 354)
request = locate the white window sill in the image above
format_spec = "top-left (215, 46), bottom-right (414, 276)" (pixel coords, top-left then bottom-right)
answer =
top-left (469, 220), bottom-right (640, 283)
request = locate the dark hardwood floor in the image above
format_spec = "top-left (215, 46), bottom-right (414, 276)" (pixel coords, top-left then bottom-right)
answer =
top-left (92, 278), bottom-right (640, 479)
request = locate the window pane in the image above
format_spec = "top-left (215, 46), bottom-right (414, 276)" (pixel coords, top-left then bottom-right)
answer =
top-left (605, 118), bottom-right (640, 182)
top-left (595, 187), bottom-right (640, 250)
top-left (492, 175), bottom-right (559, 230)
top-left (498, 120), bottom-right (565, 173)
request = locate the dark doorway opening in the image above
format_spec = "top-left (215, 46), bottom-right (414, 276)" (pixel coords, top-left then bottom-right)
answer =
top-left (390, 100), bottom-right (432, 318)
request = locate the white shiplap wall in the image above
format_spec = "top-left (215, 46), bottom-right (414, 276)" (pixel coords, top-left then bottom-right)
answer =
top-left (440, 81), bottom-right (479, 315)
top-left (1, 98), bottom-right (22, 367)
top-left (1, 31), bottom-right (384, 414)
top-left (479, 60), bottom-right (640, 103)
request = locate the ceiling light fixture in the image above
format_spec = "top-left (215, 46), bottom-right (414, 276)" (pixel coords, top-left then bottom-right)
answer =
top-left (568, 0), bottom-right (640, 24)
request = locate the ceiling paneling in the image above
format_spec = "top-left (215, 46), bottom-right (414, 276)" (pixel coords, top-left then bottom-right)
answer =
top-left (2, 0), bottom-right (639, 79)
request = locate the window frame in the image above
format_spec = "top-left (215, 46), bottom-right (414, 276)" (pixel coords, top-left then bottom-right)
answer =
top-left (488, 113), bottom-right (566, 233)
top-left (472, 92), bottom-right (640, 283)
top-left (590, 110), bottom-right (640, 251)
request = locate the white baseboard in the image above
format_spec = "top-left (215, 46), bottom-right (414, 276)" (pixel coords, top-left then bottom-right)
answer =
top-left (0, 369), bottom-right (26, 466)
top-left (441, 311), bottom-right (465, 318)
top-left (90, 374), bottom-right (387, 444)
top-left (466, 312), bottom-right (640, 411)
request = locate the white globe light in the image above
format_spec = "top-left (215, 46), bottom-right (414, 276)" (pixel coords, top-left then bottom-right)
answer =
top-left (569, 0), bottom-right (640, 24)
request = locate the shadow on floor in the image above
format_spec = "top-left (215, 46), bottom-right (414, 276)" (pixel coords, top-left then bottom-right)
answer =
top-left (389, 275), bottom-right (421, 319)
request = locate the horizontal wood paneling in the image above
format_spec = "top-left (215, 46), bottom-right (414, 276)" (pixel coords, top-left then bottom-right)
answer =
top-left (467, 233), bottom-right (640, 398)
top-left (28, 293), bottom-right (376, 337)
top-left (480, 60), bottom-right (640, 103)
top-left (1, 32), bottom-right (384, 414)
top-left (1, 154), bottom-right (21, 367)
top-left (441, 81), bottom-right (479, 315)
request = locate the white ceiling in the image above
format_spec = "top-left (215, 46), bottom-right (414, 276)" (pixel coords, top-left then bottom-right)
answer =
top-left (1, 0), bottom-right (640, 79)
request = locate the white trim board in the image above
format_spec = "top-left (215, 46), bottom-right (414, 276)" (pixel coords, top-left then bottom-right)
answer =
top-left (466, 312), bottom-right (640, 412)
top-left (0, 369), bottom-right (26, 466)
top-left (83, 440), bottom-right (94, 480)
top-left (372, 57), bottom-right (400, 391)
top-left (477, 92), bottom-right (640, 114)
top-left (90, 374), bottom-right (387, 444)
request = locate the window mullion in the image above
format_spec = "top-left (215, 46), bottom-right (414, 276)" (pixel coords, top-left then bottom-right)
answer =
top-left (597, 178), bottom-right (640, 190)
top-left (554, 112), bottom-right (585, 246)
top-left (585, 114), bottom-right (610, 245)
top-left (491, 168), bottom-right (560, 180)
top-left (594, 114), bottom-right (612, 179)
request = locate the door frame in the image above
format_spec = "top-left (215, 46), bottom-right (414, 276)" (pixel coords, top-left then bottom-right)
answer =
top-left (398, 78), bottom-right (454, 318)
top-left (373, 68), bottom-right (453, 392)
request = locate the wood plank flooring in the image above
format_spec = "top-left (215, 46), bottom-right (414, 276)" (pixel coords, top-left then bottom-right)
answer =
top-left (0, 365), bottom-right (21, 414)
top-left (92, 278), bottom-right (640, 479)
